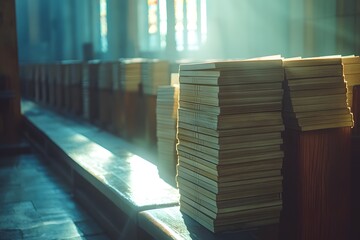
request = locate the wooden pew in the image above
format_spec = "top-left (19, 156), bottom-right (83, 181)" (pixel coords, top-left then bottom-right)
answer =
top-left (21, 100), bottom-right (179, 239)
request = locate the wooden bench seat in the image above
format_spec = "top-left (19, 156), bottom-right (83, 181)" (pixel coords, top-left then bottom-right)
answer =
top-left (138, 206), bottom-right (279, 240)
top-left (21, 100), bottom-right (179, 239)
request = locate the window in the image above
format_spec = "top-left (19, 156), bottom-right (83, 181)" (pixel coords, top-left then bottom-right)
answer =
top-left (140, 0), bottom-right (207, 52)
top-left (100, 0), bottom-right (108, 53)
top-left (147, 0), bottom-right (167, 50)
top-left (174, 0), bottom-right (208, 51)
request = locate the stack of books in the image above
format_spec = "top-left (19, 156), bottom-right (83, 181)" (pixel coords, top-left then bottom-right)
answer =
top-left (342, 56), bottom-right (360, 109)
top-left (47, 63), bottom-right (57, 108)
top-left (39, 64), bottom-right (48, 105)
top-left (54, 63), bottom-right (66, 110)
top-left (69, 61), bottom-right (83, 116)
top-left (141, 59), bottom-right (170, 148)
top-left (111, 60), bottom-right (124, 135)
top-left (23, 64), bottom-right (35, 100)
top-left (62, 61), bottom-right (72, 112)
top-left (88, 60), bottom-right (101, 123)
top-left (156, 74), bottom-right (179, 186)
top-left (141, 59), bottom-right (170, 95)
top-left (33, 64), bottom-right (41, 103)
top-left (176, 58), bottom-right (285, 233)
top-left (98, 61), bottom-right (114, 128)
top-left (82, 62), bottom-right (90, 120)
top-left (120, 58), bottom-right (144, 92)
top-left (120, 58), bottom-right (146, 140)
top-left (283, 57), bottom-right (353, 131)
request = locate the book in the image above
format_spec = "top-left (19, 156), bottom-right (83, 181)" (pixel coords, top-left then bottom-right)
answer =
top-left (179, 70), bottom-right (284, 85)
top-left (177, 141), bottom-right (282, 163)
top-left (177, 133), bottom-right (282, 151)
top-left (180, 194), bottom-right (282, 220)
top-left (283, 56), bottom-right (342, 67)
top-left (179, 94), bottom-right (283, 107)
top-left (178, 162), bottom-right (282, 183)
top-left (179, 155), bottom-right (283, 176)
top-left (178, 128), bottom-right (281, 145)
top-left (179, 82), bottom-right (282, 93)
top-left (179, 101), bottom-right (282, 115)
top-left (178, 108), bottom-right (283, 130)
top-left (177, 177), bottom-right (282, 201)
top-left (156, 84), bottom-right (179, 186)
top-left (179, 187), bottom-right (281, 210)
top-left (179, 88), bottom-right (283, 99)
top-left (180, 199), bottom-right (281, 232)
top-left (177, 121), bottom-right (284, 138)
top-left (284, 65), bottom-right (343, 80)
top-left (179, 59), bottom-right (282, 71)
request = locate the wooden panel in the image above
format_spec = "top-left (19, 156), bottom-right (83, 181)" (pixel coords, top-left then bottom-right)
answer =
top-left (0, 0), bottom-right (20, 144)
top-left (281, 127), bottom-right (351, 240)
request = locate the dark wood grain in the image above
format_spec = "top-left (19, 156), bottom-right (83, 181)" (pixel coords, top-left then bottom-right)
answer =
top-left (0, 0), bottom-right (20, 144)
top-left (281, 127), bottom-right (351, 240)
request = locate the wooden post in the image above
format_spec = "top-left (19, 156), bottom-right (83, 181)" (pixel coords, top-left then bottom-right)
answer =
top-left (0, 0), bottom-right (21, 144)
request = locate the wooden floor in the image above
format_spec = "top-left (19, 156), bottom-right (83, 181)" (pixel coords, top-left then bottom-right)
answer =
top-left (0, 151), bottom-right (110, 240)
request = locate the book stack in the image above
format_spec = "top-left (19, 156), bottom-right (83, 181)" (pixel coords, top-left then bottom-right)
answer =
top-left (54, 62), bottom-right (65, 110)
top-left (111, 60), bottom-right (125, 135)
top-left (82, 62), bottom-right (90, 120)
top-left (34, 64), bottom-right (41, 103)
top-left (23, 64), bottom-right (35, 100)
top-left (141, 59), bottom-right (170, 95)
top-left (283, 57), bottom-right (353, 131)
top-left (176, 58), bottom-right (285, 233)
top-left (39, 64), bottom-right (49, 105)
top-left (141, 59), bottom-right (170, 148)
top-left (47, 63), bottom-right (57, 108)
top-left (69, 61), bottom-right (83, 116)
top-left (120, 58), bottom-right (144, 92)
top-left (98, 61), bottom-right (114, 128)
top-left (342, 56), bottom-right (360, 109)
top-left (88, 60), bottom-right (101, 123)
top-left (62, 61), bottom-right (72, 112)
top-left (120, 58), bottom-right (146, 140)
top-left (156, 74), bottom-right (179, 186)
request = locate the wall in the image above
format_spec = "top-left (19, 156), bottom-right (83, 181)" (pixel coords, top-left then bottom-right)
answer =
top-left (15, 0), bottom-right (360, 63)
top-left (15, 0), bottom-right (128, 63)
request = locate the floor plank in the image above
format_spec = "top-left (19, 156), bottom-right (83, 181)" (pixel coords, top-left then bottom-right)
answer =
top-left (0, 152), bottom-right (110, 240)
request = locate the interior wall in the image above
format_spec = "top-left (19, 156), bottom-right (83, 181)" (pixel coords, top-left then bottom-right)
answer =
top-left (15, 0), bottom-right (360, 63)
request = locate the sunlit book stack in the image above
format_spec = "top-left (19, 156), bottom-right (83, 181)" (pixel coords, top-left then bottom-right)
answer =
top-left (176, 58), bottom-right (285, 233)
top-left (342, 56), bottom-right (360, 109)
top-left (141, 59), bottom-right (170, 95)
top-left (119, 58), bottom-right (147, 140)
top-left (156, 74), bottom-right (179, 186)
top-left (283, 57), bottom-right (353, 131)
top-left (120, 58), bottom-right (145, 92)
top-left (111, 60), bottom-right (124, 135)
